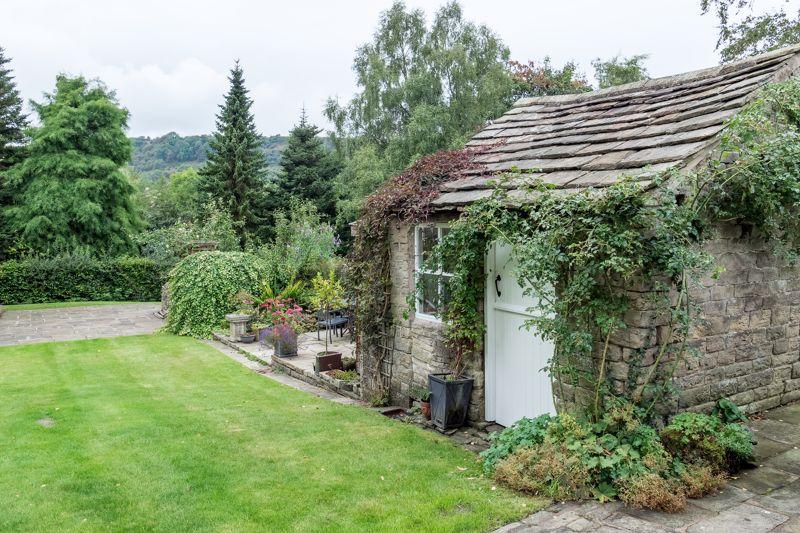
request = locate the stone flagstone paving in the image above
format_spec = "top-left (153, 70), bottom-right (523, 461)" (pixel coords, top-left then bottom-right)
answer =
top-left (496, 402), bottom-right (800, 533)
top-left (0, 303), bottom-right (162, 345)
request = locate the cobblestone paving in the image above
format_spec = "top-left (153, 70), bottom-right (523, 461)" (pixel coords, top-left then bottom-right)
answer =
top-left (497, 403), bottom-right (800, 532)
top-left (0, 303), bottom-right (162, 345)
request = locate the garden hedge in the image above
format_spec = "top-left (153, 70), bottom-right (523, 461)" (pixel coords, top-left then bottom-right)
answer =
top-left (0, 256), bottom-right (164, 305)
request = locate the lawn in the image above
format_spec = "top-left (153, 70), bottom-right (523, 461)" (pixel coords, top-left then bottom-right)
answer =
top-left (0, 335), bottom-right (542, 532)
top-left (2, 301), bottom-right (158, 311)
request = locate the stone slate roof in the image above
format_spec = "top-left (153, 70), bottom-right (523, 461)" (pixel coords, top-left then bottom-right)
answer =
top-left (434, 44), bottom-right (800, 207)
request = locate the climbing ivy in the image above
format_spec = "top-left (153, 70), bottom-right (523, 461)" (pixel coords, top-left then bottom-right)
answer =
top-left (691, 78), bottom-right (800, 260)
top-left (430, 178), bottom-right (712, 420)
top-left (346, 148), bottom-right (486, 400)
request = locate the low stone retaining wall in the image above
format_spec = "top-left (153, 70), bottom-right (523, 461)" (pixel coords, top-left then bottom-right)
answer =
top-left (212, 332), bottom-right (361, 400)
top-left (271, 356), bottom-right (362, 401)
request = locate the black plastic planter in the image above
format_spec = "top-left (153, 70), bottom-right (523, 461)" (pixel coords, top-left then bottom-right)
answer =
top-left (428, 373), bottom-right (474, 430)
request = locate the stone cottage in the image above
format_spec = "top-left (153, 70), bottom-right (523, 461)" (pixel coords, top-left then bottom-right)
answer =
top-left (379, 44), bottom-right (800, 427)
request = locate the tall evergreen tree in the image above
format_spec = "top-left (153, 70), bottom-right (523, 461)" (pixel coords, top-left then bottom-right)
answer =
top-left (276, 109), bottom-right (339, 220)
top-left (199, 61), bottom-right (267, 246)
top-left (0, 46), bottom-right (28, 256)
top-left (5, 75), bottom-right (140, 256)
top-left (0, 46), bottom-right (27, 171)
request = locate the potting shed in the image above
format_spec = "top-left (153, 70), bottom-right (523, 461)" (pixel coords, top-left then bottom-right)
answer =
top-left (362, 44), bottom-right (800, 428)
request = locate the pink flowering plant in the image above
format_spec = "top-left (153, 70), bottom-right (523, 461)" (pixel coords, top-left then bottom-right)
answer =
top-left (255, 297), bottom-right (310, 351)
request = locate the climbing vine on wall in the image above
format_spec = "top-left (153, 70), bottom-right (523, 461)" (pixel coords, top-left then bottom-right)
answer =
top-left (691, 78), bottom-right (800, 260)
top-left (346, 147), bottom-right (487, 400)
top-left (430, 179), bottom-right (712, 420)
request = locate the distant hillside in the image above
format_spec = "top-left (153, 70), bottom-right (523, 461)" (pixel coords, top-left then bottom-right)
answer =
top-left (129, 132), bottom-right (291, 180)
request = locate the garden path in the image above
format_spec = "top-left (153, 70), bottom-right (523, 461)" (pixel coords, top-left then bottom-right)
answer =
top-left (497, 402), bottom-right (800, 533)
top-left (0, 303), bottom-right (162, 345)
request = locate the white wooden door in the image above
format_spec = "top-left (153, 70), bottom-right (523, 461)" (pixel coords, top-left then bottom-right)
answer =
top-left (485, 242), bottom-right (556, 427)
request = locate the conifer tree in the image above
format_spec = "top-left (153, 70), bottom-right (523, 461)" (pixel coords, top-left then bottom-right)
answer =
top-left (5, 75), bottom-right (140, 256)
top-left (0, 46), bottom-right (27, 171)
top-left (199, 61), bottom-right (267, 246)
top-left (0, 46), bottom-right (28, 256)
top-left (277, 108), bottom-right (339, 220)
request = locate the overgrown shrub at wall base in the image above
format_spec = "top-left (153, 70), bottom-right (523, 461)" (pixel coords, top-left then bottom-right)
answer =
top-left (0, 256), bottom-right (163, 304)
top-left (165, 251), bottom-right (267, 338)
top-left (483, 402), bottom-right (752, 512)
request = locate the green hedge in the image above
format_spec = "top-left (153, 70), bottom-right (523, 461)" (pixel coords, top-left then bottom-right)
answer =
top-left (0, 256), bottom-right (164, 305)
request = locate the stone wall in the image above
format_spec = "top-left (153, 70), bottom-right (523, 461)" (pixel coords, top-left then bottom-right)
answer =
top-left (558, 222), bottom-right (800, 415)
top-left (386, 219), bottom-right (485, 422)
top-left (680, 223), bottom-right (800, 413)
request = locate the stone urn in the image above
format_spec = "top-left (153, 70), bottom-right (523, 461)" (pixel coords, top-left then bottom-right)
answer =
top-left (225, 313), bottom-right (252, 341)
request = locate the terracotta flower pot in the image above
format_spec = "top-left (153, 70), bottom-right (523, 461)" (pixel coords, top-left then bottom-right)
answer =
top-left (420, 401), bottom-right (431, 419)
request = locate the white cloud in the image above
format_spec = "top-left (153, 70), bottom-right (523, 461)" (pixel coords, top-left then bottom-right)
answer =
top-left (5, 0), bottom-right (798, 137)
top-left (97, 58), bottom-right (228, 137)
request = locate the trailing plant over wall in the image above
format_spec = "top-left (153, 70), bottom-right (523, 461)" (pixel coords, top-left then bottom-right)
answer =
top-left (346, 148), bottom-right (485, 399)
top-left (690, 78), bottom-right (800, 260)
top-left (165, 251), bottom-right (268, 338)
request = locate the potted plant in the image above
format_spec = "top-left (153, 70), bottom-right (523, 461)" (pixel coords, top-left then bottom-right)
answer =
top-left (310, 271), bottom-right (345, 373)
top-left (411, 386), bottom-right (431, 420)
top-left (428, 348), bottom-right (474, 430)
top-left (225, 290), bottom-right (255, 341)
top-left (252, 319), bottom-right (271, 342)
top-left (258, 297), bottom-right (307, 357)
top-left (239, 332), bottom-right (257, 343)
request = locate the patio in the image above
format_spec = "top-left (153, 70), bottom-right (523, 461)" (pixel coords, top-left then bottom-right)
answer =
top-left (0, 303), bottom-right (162, 345)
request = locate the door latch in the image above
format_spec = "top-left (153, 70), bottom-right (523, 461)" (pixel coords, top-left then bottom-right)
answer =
top-left (495, 274), bottom-right (502, 297)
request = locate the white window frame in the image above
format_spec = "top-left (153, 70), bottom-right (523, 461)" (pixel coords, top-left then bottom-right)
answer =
top-left (414, 224), bottom-right (452, 322)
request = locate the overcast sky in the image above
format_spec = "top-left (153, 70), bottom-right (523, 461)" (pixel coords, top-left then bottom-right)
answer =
top-left (2, 0), bottom-right (795, 137)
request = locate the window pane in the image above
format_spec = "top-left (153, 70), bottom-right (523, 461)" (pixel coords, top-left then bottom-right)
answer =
top-left (440, 275), bottom-right (451, 310)
top-left (420, 226), bottom-right (438, 267)
top-left (419, 273), bottom-right (439, 315)
top-left (439, 227), bottom-right (455, 274)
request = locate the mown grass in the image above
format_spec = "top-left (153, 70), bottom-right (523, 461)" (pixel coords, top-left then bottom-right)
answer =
top-left (3, 301), bottom-right (158, 311)
top-left (0, 335), bottom-right (543, 532)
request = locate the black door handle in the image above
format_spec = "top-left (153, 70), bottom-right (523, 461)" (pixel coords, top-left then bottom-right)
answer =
top-left (495, 274), bottom-right (502, 297)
